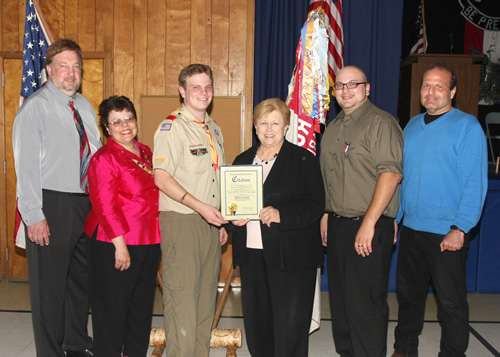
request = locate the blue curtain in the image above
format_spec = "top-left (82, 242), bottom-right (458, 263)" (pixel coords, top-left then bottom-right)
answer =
top-left (253, 0), bottom-right (404, 120)
top-left (253, 0), bottom-right (309, 106)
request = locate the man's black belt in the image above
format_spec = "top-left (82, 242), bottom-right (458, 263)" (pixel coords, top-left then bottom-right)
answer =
top-left (43, 188), bottom-right (88, 197)
top-left (330, 212), bottom-right (394, 222)
top-left (331, 212), bottom-right (362, 221)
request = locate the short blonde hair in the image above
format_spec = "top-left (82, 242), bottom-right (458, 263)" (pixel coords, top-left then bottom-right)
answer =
top-left (253, 98), bottom-right (290, 126)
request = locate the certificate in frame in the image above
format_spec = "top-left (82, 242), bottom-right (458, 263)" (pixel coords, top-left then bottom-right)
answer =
top-left (220, 165), bottom-right (263, 220)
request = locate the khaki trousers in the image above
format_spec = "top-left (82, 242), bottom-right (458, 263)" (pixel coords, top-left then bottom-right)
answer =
top-left (160, 211), bottom-right (221, 357)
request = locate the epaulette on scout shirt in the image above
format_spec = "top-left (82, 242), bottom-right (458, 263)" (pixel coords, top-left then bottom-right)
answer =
top-left (160, 112), bottom-right (179, 132)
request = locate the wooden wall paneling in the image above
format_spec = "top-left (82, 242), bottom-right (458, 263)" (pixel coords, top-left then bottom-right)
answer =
top-left (113, 0), bottom-right (134, 100)
top-left (95, 0), bottom-right (113, 95)
top-left (3, 55), bottom-right (29, 281)
top-left (133, 0), bottom-right (147, 107)
top-left (0, 2), bottom-right (2, 49)
top-left (211, 0), bottom-right (229, 96)
top-left (0, 57), bottom-right (6, 278)
top-left (5, 57), bottom-right (23, 280)
top-left (17, 0), bottom-right (24, 48)
top-left (81, 57), bottom-right (106, 142)
top-left (190, 0), bottom-right (211, 65)
top-left (78, 0), bottom-right (96, 51)
top-left (37, 0), bottom-right (65, 40)
top-left (95, 0), bottom-right (113, 52)
top-left (229, 0), bottom-right (253, 150)
top-left (0, 4), bottom-right (4, 49)
top-left (165, 0), bottom-right (190, 95)
top-left (81, 58), bottom-right (104, 115)
top-left (102, 51), bottom-right (112, 99)
top-left (63, 0), bottom-right (78, 40)
top-left (227, 0), bottom-right (246, 97)
top-left (2, 0), bottom-right (19, 50)
top-left (146, 0), bottom-right (165, 96)
top-left (82, 51), bottom-right (112, 101)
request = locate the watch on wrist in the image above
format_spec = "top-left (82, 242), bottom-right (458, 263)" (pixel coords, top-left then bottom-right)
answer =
top-left (450, 225), bottom-right (465, 234)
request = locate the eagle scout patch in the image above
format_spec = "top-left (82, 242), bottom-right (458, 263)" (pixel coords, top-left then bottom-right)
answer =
top-left (160, 122), bottom-right (172, 131)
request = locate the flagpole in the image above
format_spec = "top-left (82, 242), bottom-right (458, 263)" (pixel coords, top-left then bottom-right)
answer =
top-left (421, 0), bottom-right (427, 53)
top-left (32, 0), bottom-right (55, 43)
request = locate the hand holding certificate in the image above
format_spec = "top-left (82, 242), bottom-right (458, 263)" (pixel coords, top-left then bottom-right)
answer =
top-left (220, 165), bottom-right (263, 220)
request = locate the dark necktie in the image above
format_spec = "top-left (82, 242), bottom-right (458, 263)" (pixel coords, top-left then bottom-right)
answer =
top-left (69, 100), bottom-right (91, 193)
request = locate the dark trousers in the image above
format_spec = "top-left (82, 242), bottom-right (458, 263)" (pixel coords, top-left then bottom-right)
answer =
top-left (25, 189), bottom-right (92, 357)
top-left (394, 226), bottom-right (470, 357)
top-left (326, 214), bottom-right (394, 357)
top-left (239, 249), bottom-right (317, 357)
top-left (90, 238), bottom-right (161, 357)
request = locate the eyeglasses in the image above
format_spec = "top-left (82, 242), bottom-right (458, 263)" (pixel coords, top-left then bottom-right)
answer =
top-left (334, 81), bottom-right (367, 90)
top-left (108, 117), bottom-right (136, 127)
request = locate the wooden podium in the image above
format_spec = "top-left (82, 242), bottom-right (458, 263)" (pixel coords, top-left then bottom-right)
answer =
top-left (398, 54), bottom-right (483, 128)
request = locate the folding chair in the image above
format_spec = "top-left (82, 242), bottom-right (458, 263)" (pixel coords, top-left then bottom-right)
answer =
top-left (485, 112), bottom-right (500, 164)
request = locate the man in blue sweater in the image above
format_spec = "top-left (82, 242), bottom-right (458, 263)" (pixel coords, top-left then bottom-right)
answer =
top-left (391, 63), bottom-right (488, 357)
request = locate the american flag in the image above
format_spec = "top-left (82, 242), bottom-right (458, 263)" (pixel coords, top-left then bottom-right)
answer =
top-left (308, 0), bottom-right (344, 88)
top-left (410, 0), bottom-right (427, 54)
top-left (20, 0), bottom-right (51, 104)
top-left (15, 0), bottom-right (52, 249)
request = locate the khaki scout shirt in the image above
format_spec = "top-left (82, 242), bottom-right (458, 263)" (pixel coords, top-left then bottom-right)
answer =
top-left (320, 100), bottom-right (403, 218)
top-left (153, 104), bottom-right (225, 214)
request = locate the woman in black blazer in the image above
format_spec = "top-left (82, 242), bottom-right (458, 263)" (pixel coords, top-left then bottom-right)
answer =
top-left (228, 98), bottom-right (325, 357)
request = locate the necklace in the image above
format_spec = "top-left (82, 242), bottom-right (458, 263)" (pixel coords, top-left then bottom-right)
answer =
top-left (255, 152), bottom-right (278, 165)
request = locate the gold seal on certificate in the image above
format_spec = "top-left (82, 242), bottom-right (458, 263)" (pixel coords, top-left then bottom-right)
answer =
top-left (220, 165), bottom-right (263, 220)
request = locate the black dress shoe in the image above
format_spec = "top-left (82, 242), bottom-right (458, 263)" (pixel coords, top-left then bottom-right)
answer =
top-left (390, 352), bottom-right (406, 357)
top-left (66, 348), bottom-right (94, 357)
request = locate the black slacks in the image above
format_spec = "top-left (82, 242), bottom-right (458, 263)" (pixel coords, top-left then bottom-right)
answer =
top-left (326, 214), bottom-right (394, 357)
top-left (89, 238), bottom-right (161, 357)
top-left (26, 189), bottom-right (92, 357)
top-left (239, 248), bottom-right (317, 357)
top-left (394, 226), bottom-right (470, 357)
